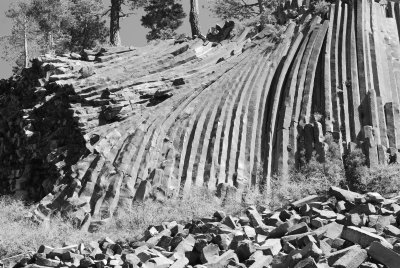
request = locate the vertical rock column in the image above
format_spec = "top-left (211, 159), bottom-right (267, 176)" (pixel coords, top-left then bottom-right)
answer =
top-left (346, 0), bottom-right (361, 142)
top-left (325, 4), bottom-right (335, 134)
top-left (356, 0), bottom-right (369, 126)
top-left (331, 0), bottom-right (343, 147)
top-left (363, 125), bottom-right (378, 167)
top-left (370, 0), bottom-right (389, 150)
top-left (338, 1), bottom-right (352, 149)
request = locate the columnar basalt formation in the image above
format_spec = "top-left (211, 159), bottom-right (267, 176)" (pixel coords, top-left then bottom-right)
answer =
top-left (1, 0), bottom-right (400, 227)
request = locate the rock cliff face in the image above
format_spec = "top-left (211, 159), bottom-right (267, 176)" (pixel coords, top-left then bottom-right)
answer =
top-left (1, 0), bottom-right (400, 227)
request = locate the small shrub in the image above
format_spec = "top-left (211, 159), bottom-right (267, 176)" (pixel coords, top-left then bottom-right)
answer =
top-left (311, 0), bottom-right (331, 18)
top-left (267, 133), bottom-right (345, 209)
top-left (343, 146), bottom-right (400, 195)
top-left (343, 148), bottom-right (369, 192)
top-left (313, 112), bottom-right (323, 123)
top-left (366, 164), bottom-right (400, 195)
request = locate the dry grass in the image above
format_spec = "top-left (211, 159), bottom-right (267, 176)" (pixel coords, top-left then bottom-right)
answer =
top-left (0, 196), bottom-right (96, 260)
top-left (103, 187), bottom-right (245, 241)
top-left (0, 187), bottom-right (245, 260)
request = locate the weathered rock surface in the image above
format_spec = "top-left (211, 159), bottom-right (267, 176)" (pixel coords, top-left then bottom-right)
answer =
top-left (4, 187), bottom-right (400, 268)
top-left (2, 0), bottom-right (400, 227)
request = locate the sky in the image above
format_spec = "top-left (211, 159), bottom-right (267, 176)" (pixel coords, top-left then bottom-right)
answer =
top-left (0, 0), bottom-right (221, 79)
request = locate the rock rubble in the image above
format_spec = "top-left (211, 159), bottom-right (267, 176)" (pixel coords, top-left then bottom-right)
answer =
top-left (4, 186), bottom-right (400, 268)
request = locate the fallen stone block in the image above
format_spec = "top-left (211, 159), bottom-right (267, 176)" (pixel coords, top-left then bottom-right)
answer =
top-left (34, 254), bottom-right (61, 267)
top-left (48, 245), bottom-right (78, 258)
top-left (268, 222), bottom-right (293, 238)
top-left (235, 240), bottom-right (256, 262)
top-left (314, 222), bottom-right (344, 240)
top-left (297, 234), bottom-right (318, 248)
top-left (123, 253), bottom-right (140, 266)
top-left (319, 239), bottom-right (332, 255)
top-left (264, 213), bottom-right (284, 226)
top-left (368, 241), bottom-right (400, 268)
top-left (173, 235), bottom-right (195, 253)
top-left (290, 195), bottom-right (323, 209)
top-left (326, 245), bottom-right (362, 266)
top-left (330, 238), bottom-right (346, 249)
top-left (349, 203), bottom-right (376, 215)
top-left (281, 232), bottom-right (317, 245)
top-left (365, 192), bottom-right (385, 203)
top-left (286, 222), bottom-right (310, 236)
top-left (200, 244), bottom-right (220, 264)
top-left (375, 215), bottom-right (395, 232)
top-left (213, 234), bottom-right (232, 250)
top-left (359, 262), bottom-right (378, 268)
top-left (156, 236), bottom-right (173, 250)
top-left (282, 241), bottom-right (296, 254)
top-left (243, 226), bottom-right (256, 239)
top-left (205, 250), bottom-right (239, 268)
top-left (393, 242), bottom-right (400, 254)
top-left (312, 208), bottom-right (337, 220)
top-left (310, 218), bottom-right (327, 228)
top-left (169, 257), bottom-right (189, 268)
top-left (329, 187), bottom-right (363, 203)
top-left (239, 217), bottom-right (250, 226)
top-left (341, 226), bottom-right (392, 248)
top-left (332, 245), bottom-right (367, 268)
top-left (258, 239), bottom-right (282, 256)
top-left (335, 200), bottom-right (353, 213)
top-left (279, 210), bottom-right (293, 222)
top-left (345, 213), bottom-right (364, 227)
top-left (248, 255), bottom-right (273, 268)
top-left (246, 206), bottom-right (265, 228)
top-left (222, 216), bottom-right (237, 229)
top-left (255, 234), bottom-right (267, 244)
top-left (299, 242), bottom-right (322, 261)
top-left (37, 245), bottom-right (55, 255)
top-left (293, 256), bottom-right (318, 268)
top-left (80, 257), bottom-right (95, 268)
top-left (145, 255), bottom-right (174, 268)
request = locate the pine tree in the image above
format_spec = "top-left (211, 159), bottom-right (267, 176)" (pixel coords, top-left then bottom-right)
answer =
top-left (27, 0), bottom-right (108, 53)
top-left (65, 0), bottom-right (108, 51)
top-left (110, 0), bottom-right (122, 46)
top-left (108, 0), bottom-right (148, 46)
top-left (0, 0), bottom-right (44, 71)
top-left (141, 0), bottom-right (186, 41)
top-left (189, 0), bottom-right (202, 38)
top-left (211, 0), bottom-right (275, 20)
top-left (27, 0), bottom-right (69, 52)
top-left (1, 0), bottom-right (108, 73)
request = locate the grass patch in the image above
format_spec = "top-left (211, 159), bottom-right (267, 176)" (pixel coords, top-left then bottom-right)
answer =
top-left (0, 196), bottom-right (95, 260)
top-left (0, 187), bottom-right (245, 260)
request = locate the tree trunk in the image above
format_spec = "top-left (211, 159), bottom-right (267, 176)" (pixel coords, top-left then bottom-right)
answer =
top-left (258, 0), bottom-right (265, 14)
top-left (189, 0), bottom-right (202, 38)
top-left (110, 0), bottom-right (122, 46)
top-left (47, 31), bottom-right (54, 53)
top-left (23, 17), bottom-right (28, 68)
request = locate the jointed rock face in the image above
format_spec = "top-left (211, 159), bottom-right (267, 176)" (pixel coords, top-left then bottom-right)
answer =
top-left (1, 0), bottom-right (400, 226)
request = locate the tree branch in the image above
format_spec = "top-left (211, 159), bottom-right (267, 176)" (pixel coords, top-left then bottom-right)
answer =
top-left (102, 8), bottom-right (111, 17)
top-left (240, 0), bottom-right (259, 8)
top-left (119, 11), bottom-right (135, 18)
